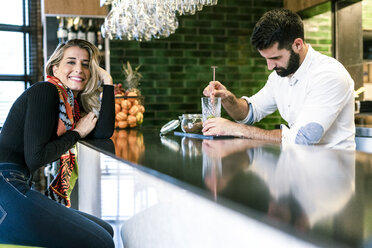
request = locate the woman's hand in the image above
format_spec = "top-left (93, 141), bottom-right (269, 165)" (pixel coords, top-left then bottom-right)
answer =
top-left (97, 67), bottom-right (113, 86)
top-left (74, 112), bottom-right (98, 138)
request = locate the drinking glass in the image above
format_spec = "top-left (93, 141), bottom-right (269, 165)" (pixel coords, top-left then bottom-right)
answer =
top-left (201, 97), bottom-right (221, 122)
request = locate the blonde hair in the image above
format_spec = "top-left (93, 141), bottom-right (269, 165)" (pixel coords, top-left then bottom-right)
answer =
top-left (45, 39), bottom-right (102, 117)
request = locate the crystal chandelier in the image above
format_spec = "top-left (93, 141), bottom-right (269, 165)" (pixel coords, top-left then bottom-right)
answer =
top-left (101, 0), bottom-right (218, 41)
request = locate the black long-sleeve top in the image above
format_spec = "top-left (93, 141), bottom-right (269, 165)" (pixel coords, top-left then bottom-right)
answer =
top-left (0, 82), bottom-right (115, 174)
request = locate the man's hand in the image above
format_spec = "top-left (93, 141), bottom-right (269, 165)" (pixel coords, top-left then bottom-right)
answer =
top-left (202, 117), bottom-right (244, 137)
top-left (74, 112), bottom-right (98, 138)
top-left (202, 117), bottom-right (282, 143)
top-left (203, 81), bottom-right (249, 120)
top-left (203, 81), bottom-right (233, 100)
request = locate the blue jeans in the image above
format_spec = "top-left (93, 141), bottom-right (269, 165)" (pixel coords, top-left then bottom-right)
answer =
top-left (0, 163), bottom-right (114, 248)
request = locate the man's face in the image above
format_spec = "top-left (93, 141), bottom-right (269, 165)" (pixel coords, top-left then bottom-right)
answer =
top-left (259, 42), bottom-right (300, 77)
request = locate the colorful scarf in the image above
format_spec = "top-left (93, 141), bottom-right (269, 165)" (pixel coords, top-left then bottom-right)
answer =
top-left (44, 76), bottom-right (81, 207)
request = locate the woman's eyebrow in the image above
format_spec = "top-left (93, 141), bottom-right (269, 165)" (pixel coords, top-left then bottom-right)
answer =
top-left (66, 57), bottom-right (89, 63)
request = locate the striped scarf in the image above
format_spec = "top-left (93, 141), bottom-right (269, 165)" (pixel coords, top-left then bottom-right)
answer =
top-left (44, 76), bottom-right (80, 207)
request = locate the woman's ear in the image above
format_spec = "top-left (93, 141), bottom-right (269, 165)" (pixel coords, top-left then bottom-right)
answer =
top-left (52, 65), bottom-right (58, 76)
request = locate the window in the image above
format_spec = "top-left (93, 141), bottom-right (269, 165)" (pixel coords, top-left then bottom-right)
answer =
top-left (0, 0), bottom-right (37, 128)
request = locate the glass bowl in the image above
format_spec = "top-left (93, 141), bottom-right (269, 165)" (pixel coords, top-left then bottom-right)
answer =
top-left (179, 114), bottom-right (203, 134)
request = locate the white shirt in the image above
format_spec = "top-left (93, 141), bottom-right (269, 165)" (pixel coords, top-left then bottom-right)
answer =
top-left (238, 45), bottom-right (355, 150)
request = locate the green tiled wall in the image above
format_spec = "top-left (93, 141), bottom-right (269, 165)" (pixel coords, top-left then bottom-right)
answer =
top-left (303, 10), bottom-right (332, 57)
top-left (363, 0), bottom-right (372, 59)
top-left (363, 0), bottom-right (372, 30)
top-left (110, 0), bottom-right (282, 128)
top-left (110, 0), bottom-right (332, 129)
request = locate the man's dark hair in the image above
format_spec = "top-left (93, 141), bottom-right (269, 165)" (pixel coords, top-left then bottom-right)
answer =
top-left (251, 8), bottom-right (304, 50)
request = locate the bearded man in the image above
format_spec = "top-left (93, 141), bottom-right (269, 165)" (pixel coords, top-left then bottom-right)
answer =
top-left (202, 8), bottom-right (355, 150)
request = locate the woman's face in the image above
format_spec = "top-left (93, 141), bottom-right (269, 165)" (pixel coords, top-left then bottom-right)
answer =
top-left (52, 46), bottom-right (91, 97)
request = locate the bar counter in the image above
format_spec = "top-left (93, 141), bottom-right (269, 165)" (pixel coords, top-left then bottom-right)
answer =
top-left (77, 127), bottom-right (372, 248)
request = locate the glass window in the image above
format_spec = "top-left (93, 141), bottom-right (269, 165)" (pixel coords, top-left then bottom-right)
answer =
top-left (0, 0), bottom-right (24, 26)
top-left (0, 31), bottom-right (25, 75)
top-left (0, 81), bottom-right (25, 126)
top-left (0, 0), bottom-right (33, 128)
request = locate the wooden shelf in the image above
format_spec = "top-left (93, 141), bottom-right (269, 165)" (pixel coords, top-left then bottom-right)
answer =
top-left (284, 0), bottom-right (328, 12)
top-left (43, 0), bottom-right (107, 17)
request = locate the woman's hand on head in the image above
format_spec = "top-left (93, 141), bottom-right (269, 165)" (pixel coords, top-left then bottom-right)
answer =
top-left (74, 112), bottom-right (98, 138)
top-left (97, 67), bottom-right (113, 86)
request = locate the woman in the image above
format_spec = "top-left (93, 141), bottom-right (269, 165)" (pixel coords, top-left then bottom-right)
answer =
top-left (0, 39), bottom-right (115, 247)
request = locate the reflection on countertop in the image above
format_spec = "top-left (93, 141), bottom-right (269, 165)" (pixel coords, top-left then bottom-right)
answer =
top-left (78, 128), bottom-right (372, 248)
top-left (201, 139), bottom-right (355, 232)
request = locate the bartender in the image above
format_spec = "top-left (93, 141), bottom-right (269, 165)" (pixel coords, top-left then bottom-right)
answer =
top-left (202, 8), bottom-right (355, 150)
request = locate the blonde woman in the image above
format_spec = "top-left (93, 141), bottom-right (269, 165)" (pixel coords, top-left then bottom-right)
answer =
top-left (0, 39), bottom-right (115, 247)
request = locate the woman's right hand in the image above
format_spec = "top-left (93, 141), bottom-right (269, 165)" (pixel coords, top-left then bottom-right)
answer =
top-left (97, 67), bottom-right (113, 86)
top-left (74, 112), bottom-right (98, 138)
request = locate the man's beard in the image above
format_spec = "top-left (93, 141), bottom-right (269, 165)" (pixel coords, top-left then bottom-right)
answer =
top-left (274, 49), bottom-right (300, 77)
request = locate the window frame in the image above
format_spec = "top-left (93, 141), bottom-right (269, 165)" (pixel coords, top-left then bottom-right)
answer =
top-left (0, 0), bottom-right (30, 86)
top-left (0, 0), bottom-right (39, 128)
top-left (0, 0), bottom-right (40, 87)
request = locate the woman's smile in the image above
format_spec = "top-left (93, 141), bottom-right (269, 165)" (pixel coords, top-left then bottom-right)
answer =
top-left (52, 46), bottom-right (91, 96)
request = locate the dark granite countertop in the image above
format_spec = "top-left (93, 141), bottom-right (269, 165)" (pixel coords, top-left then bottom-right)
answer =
top-left (80, 127), bottom-right (372, 248)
